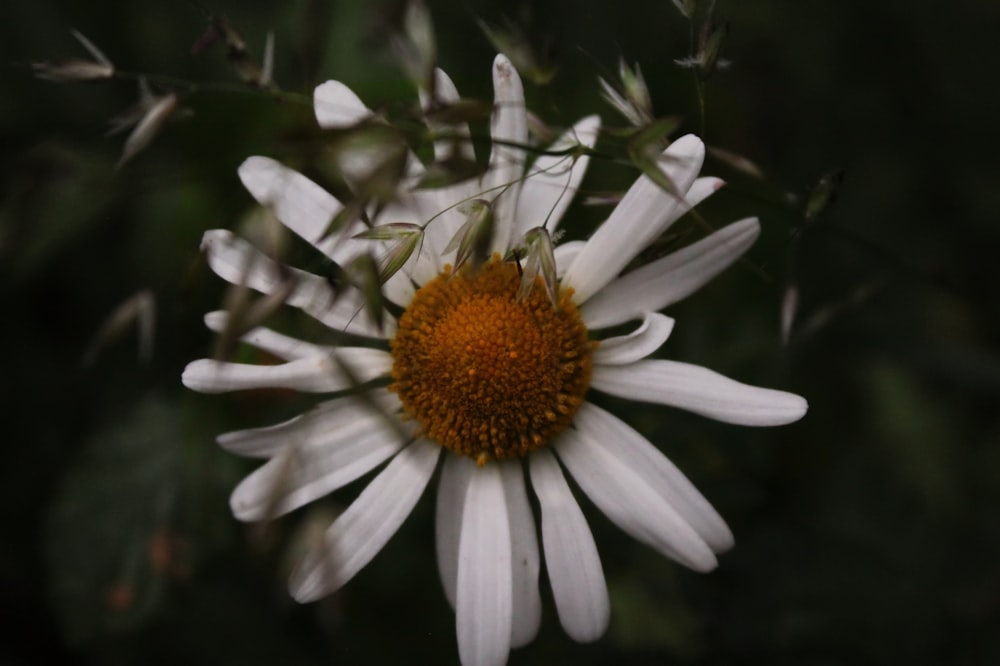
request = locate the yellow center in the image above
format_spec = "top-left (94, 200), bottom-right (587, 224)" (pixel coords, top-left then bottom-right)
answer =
top-left (390, 257), bottom-right (593, 464)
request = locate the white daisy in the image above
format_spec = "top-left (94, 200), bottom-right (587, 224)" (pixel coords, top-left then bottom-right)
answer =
top-left (183, 54), bottom-right (807, 666)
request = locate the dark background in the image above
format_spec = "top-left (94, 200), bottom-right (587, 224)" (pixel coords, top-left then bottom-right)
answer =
top-left (3, 0), bottom-right (999, 664)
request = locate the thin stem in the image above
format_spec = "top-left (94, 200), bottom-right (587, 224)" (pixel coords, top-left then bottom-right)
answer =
top-left (112, 69), bottom-right (313, 107)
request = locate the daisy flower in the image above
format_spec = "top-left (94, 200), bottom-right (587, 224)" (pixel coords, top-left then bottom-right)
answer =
top-left (183, 54), bottom-right (807, 666)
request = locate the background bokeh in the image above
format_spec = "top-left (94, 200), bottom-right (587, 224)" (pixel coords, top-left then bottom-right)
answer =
top-left (3, 0), bottom-right (999, 664)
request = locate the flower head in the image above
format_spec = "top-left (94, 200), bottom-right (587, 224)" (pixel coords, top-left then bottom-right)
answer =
top-left (183, 54), bottom-right (806, 666)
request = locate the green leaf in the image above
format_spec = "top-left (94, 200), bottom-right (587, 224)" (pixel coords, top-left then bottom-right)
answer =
top-left (352, 222), bottom-right (422, 242)
top-left (350, 253), bottom-right (386, 332)
top-left (444, 199), bottom-right (494, 271)
top-left (510, 227), bottom-right (558, 306)
top-left (376, 230), bottom-right (424, 284)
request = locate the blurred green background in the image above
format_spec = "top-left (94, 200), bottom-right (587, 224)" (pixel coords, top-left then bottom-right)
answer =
top-left (3, 0), bottom-right (999, 664)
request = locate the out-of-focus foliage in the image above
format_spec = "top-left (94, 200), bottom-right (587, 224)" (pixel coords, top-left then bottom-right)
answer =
top-left (44, 396), bottom-right (234, 646)
top-left (3, 0), bottom-right (1000, 664)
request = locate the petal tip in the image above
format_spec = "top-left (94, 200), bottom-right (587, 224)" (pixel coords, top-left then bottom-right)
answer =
top-left (709, 527), bottom-right (736, 554)
top-left (313, 80), bottom-right (370, 129)
top-left (228, 486), bottom-right (257, 523)
top-left (288, 572), bottom-right (317, 604)
top-left (200, 228), bottom-right (228, 251)
top-left (492, 52), bottom-right (513, 71)
top-left (180, 359), bottom-right (210, 392)
top-left (203, 310), bottom-right (227, 330)
top-left (788, 394), bottom-right (809, 421)
top-left (691, 553), bottom-right (719, 573)
top-left (492, 53), bottom-right (523, 97)
top-left (762, 391), bottom-right (808, 426)
top-left (237, 155), bottom-right (277, 192)
top-left (664, 135), bottom-right (706, 175)
top-left (575, 114), bottom-right (602, 146)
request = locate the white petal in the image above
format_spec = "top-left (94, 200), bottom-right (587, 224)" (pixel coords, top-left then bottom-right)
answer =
top-left (181, 348), bottom-right (391, 394)
top-left (204, 311), bottom-right (332, 361)
top-left (313, 80), bottom-right (372, 129)
top-left (516, 115), bottom-right (600, 238)
top-left (592, 312), bottom-right (675, 365)
top-left (238, 156), bottom-right (342, 256)
top-left (408, 69), bottom-right (484, 273)
top-left (562, 135), bottom-right (707, 304)
top-left (581, 216), bottom-right (759, 329)
top-left (201, 229), bottom-right (394, 338)
top-left (229, 396), bottom-right (409, 521)
top-left (217, 389), bottom-right (398, 459)
top-left (290, 439), bottom-right (440, 602)
top-left (499, 461), bottom-right (541, 648)
top-left (572, 403), bottom-right (733, 553)
top-left (232, 175), bottom-right (418, 307)
top-left (591, 360), bottom-right (809, 426)
top-left (485, 54), bottom-right (527, 254)
top-left (456, 463), bottom-right (512, 666)
top-left (420, 68), bottom-right (475, 162)
top-left (685, 175), bottom-right (725, 205)
top-left (528, 448), bottom-right (609, 642)
top-left (436, 453), bottom-right (475, 608)
top-left (554, 240), bottom-right (585, 279)
top-left (554, 420), bottom-right (718, 572)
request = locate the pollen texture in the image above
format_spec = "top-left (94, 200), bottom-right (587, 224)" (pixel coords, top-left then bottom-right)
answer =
top-left (390, 257), bottom-right (592, 463)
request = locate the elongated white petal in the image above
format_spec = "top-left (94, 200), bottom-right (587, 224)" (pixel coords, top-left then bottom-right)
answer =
top-left (436, 453), bottom-right (475, 608)
top-left (685, 175), bottom-right (725, 205)
top-left (528, 448), bottom-right (609, 642)
top-left (554, 240), bottom-right (585, 278)
top-left (592, 360), bottom-right (808, 426)
top-left (314, 80), bottom-right (372, 129)
top-left (499, 461), bottom-right (541, 648)
top-left (238, 160), bottom-right (419, 305)
top-left (563, 135), bottom-right (707, 304)
top-left (592, 312), bottom-right (675, 365)
top-left (555, 423), bottom-right (716, 572)
top-left (516, 115), bottom-right (600, 238)
top-left (456, 464), bottom-right (512, 666)
top-left (204, 311), bottom-right (332, 361)
top-left (238, 156), bottom-right (343, 256)
top-left (230, 399), bottom-right (409, 521)
top-left (485, 54), bottom-right (527, 254)
top-left (420, 68), bottom-right (475, 162)
top-left (290, 439), bottom-right (440, 602)
top-left (201, 229), bottom-right (394, 338)
top-left (217, 389), bottom-right (398, 459)
top-left (181, 348), bottom-right (391, 394)
top-left (573, 403), bottom-right (733, 552)
top-left (581, 216), bottom-right (759, 329)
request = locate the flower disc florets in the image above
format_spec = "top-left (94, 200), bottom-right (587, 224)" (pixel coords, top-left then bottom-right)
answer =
top-left (390, 256), bottom-right (593, 464)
